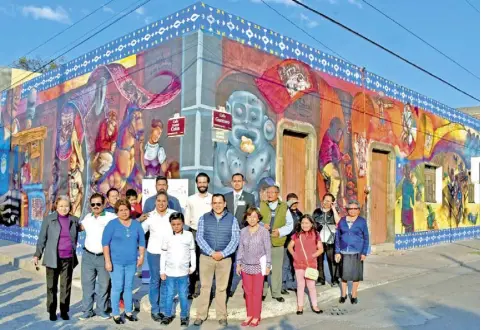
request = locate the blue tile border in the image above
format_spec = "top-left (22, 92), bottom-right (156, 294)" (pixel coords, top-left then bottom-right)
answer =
top-left (0, 1), bottom-right (478, 130)
top-left (395, 226), bottom-right (480, 250)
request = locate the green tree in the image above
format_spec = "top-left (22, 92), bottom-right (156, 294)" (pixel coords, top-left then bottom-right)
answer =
top-left (12, 56), bottom-right (65, 73)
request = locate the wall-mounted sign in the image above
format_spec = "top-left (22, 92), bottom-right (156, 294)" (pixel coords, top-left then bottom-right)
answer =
top-left (167, 114), bottom-right (185, 137)
top-left (212, 107), bottom-right (232, 131)
top-left (212, 129), bottom-right (229, 144)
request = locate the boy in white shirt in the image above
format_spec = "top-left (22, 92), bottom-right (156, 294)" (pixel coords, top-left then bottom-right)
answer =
top-left (160, 212), bottom-right (196, 326)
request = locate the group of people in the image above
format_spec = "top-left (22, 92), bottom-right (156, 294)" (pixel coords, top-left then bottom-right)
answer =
top-left (33, 173), bottom-right (370, 327)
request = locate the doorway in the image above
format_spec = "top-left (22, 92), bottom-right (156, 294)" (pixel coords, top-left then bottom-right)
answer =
top-left (370, 150), bottom-right (389, 244)
top-left (282, 131), bottom-right (307, 211)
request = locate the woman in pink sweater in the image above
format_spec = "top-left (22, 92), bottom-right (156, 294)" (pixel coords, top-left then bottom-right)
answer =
top-left (288, 214), bottom-right (324, 315)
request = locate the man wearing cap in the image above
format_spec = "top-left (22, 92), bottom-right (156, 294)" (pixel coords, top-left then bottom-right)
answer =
top-left (259, 184), bottom-right (294, 302)
top-left (282, 193), bottom-right (303, 293)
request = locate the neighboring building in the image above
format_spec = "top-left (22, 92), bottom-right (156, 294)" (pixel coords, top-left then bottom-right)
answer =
top-left (458, 106), bottom-right (480, 119)
top-left (0, 67), bottom-right (41, 90)
top-left (0, 2), bottom-right (479, 251)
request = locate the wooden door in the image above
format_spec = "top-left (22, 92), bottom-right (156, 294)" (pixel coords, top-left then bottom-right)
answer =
top-left (370, 151), bottom-right (388, 244)
top-left (282, 132), bottom-right (306, 211)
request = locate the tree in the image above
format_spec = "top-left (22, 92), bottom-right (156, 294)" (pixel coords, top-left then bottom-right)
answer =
top-left (12, 56), bottom-right (65, 73)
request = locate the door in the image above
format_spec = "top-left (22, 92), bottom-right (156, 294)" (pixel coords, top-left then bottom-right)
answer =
top-left (370, 150), bottom-right (388, 244)
top-left (282, 131), bottom-right (306, 211)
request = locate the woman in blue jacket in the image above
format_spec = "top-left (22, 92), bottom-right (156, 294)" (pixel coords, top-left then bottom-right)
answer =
top-left (334, 200), bottom-right (369, 304)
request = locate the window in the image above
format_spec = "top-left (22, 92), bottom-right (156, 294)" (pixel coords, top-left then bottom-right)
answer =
top-left (424, 165), bottom-right (437, 203)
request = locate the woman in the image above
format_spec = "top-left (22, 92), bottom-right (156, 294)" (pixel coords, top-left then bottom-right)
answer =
top-left (236, 207), bottom-right (271, 327)
top-left (33, 195), bottom-right (80, 321)
top-left (102, 199), bottom-right (145, 324)
top-left (288, 215), bottom-right (324, 315)
top-left (334, 200), bottom-right (369, 304)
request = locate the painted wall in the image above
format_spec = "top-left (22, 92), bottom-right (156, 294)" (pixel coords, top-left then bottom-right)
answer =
top-left (0, 2), bottom-right (478, 250)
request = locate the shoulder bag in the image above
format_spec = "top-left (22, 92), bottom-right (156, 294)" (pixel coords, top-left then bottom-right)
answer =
top-left (299, 234), bottom-right (319, 281)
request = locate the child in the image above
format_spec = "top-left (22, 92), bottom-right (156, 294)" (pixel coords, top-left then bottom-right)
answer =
top-left (126, 189), bottom-right (142, 219)
top-left (287, 214), bottom-right (324, 315)
top-left (160, 212), bottom-right (195, 326)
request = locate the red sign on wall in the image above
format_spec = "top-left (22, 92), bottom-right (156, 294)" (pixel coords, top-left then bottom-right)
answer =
top-left (212, 110), bottom-right (232, 131)
top-left (167, 116), bottom-right (185, 137)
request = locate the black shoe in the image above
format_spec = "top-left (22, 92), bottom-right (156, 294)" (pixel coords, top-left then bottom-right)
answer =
top-left (281, 289), bottom-right (289, 295)
top-left (219, 319), bottom-right (228, 327)
top-left (296, 310), bottom-right (303, 315)
top-left (350, 296), bottom-right (358, 304)
top-left (331, 281), bottom-right (339, 287)
top-left (125, 313), bottom-right (138, 322)
top-left (188, 294), bottom-right (193, 300)
top-left (228, 291), bottom-right (235, 298)
top-left (339, 295), bottom-right (347, 304)
top-left (316, 280), bottom-right (326, 286)
top-left (161, 317), bottom-right (174, 325)
top-left (151, 313), bottom-right (163, 322)
top-left (313, 309), bottom-right (323, 314)
top-left (60, 312), bottom-right (69, 320)
top-left (193, 319), bottom-right (203, 326)
top-left (180, 318), bottom-right (189, 327)
top-left (275, 297), bottom-right (285, 303)
top-left (113, 316), bottom-right (125, 324)
top-left (262, 296), bottom-right (266, 301)
top-left (49, 312), bottom-right (57, 321)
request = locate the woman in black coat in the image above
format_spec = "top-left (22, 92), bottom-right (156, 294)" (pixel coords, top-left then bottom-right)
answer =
top-left (33, 195), bottom-right (80, 321)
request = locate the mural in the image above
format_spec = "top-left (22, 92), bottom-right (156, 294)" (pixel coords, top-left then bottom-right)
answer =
top-left (0, 3), bottom-right (478, 250)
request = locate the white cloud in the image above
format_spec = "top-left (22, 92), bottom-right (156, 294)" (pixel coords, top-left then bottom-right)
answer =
top-left (299, 12), bottom-right (319, 28)
top-left (103, 6), bottom-right (115, 14)
top-left (251, 0), bottom-right (298, 6)
top-left (135, 6), bottom-right (146, 15)
top-left (348, 0), bottom-right (363, 9)
top-left (21, 5), bottom-right (70, 24)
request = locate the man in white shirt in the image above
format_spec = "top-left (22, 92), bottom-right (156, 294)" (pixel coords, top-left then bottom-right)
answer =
top-left (140, 191), bottom-right (174, 322)
top-left (184, 172), bottom-right (212, 298)
top-left (79, 193), bottom-right (117, 320)
top-left (160, 212), bottom-right (195, 326)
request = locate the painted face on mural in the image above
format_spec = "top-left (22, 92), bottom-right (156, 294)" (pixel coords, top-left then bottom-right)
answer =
top-left (226, 91), bottom-right (275, 154)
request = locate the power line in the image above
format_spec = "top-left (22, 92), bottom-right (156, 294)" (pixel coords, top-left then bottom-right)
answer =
top-left (8, 0), bottom-right (118, 68)
top-left (361, 0), bottom-right (479, 80)
top-left (464, 0), bottom-right (480, 13)
top-left (1, 0), bottom-right (152, 94)
top-left (290, 0), bottom-right (480, 102)
top-left (260, 0), bottom-right (353, 65)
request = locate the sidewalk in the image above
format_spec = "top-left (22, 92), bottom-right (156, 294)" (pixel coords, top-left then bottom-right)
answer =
top-left (0, 238), bottom-right (479, 320)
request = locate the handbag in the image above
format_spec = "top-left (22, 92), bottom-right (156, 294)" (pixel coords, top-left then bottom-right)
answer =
top-left (299, 234), bottom-right (319, 281)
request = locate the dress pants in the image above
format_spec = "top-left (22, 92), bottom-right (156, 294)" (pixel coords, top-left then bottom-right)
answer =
top-left (46, 257), bottom-right (74, 314)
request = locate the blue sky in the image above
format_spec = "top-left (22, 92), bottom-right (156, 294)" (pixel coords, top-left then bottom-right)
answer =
top-left (0, 0), bottom-right (479, 109)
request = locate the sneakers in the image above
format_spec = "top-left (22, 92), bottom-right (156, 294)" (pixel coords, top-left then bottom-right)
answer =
top-left (161, 316), bottom-right (174, 325)
top-left (193, 319), bottom-right (203, 326)
top-left (180, 318), bottom-right (189, 327)
top-left (79, 311), bottom-right (96, 320)
top-left (98, 311), bottom-right (111, 320)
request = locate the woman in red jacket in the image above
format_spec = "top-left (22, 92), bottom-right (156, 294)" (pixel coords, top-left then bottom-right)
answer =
top-left (288, 214), bottom-right (324, 315)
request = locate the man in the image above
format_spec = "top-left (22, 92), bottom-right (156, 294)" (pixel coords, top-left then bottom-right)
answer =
top-left (260, 185), bottom-right (293, 303)
top-left (142, 176), bottom-right (181, 214)
top-left (184, 172), bottom-right (212, 298)
top-left (79, 193), bottom-right (117, 320)
top-left (104, 188), bottom-right (119, 213)
top-left (140, 191), bottom-right (174, 321)
top-left (282, 193), bottom-right (303, 293)
top-left (313, 193), bottom-right (341, 286)
top-left (193, 194), bottom-right (240, 327)
top-left (224, 173), bottom-right (255, 297)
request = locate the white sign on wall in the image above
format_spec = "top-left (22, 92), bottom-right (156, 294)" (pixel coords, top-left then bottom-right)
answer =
top-left (141, 178), bottom-right (189, 212)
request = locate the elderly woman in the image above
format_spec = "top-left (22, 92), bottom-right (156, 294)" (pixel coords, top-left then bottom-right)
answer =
top-left (335, 200), bottom-right (369, 304)
top-left (236, 207), bottom-right (271, 327)
top-left (33, 195), bottom-right (80, 321)
top-left (102, 199), bottom-right (145, 324)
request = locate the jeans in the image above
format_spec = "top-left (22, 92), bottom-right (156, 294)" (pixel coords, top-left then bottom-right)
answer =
top-left (164, 275), bottom-right (190, 319)
top-left (282, 248), bottom-right (297, 290)
top-left (110, 263), bottom-right (136, 316)
top-left (317, 243), bottom-right (339, 283)
top-left (46, 258), bottom-right (74, 314)
top-left (81, 251), bottom-right (110, 313)
top-left (147, 252), bottom-right (165, 314)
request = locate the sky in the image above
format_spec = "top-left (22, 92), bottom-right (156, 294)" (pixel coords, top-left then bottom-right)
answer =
top-left (0, 0), bottom-right (479, 109)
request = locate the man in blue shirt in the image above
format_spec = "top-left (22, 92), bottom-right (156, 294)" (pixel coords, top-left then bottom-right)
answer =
top-left (104, 188), bottom-right (119, 213)
top-left (142, 176), bottom-right (182, 215)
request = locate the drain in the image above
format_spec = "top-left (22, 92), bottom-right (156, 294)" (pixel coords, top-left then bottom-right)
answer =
top-left (327, 307), bottom-right (349, 316)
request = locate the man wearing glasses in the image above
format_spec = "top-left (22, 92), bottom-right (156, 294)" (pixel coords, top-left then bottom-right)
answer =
top-left (79, 193), bottom-right (117, 320)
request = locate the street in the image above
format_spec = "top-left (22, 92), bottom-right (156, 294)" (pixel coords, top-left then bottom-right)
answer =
top-left (0, 240), bottom-right (479, 330)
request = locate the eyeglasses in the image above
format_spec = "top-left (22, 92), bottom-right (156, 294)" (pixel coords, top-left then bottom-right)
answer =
top-left (90, 203), bottom-right (103, 207)
top-left (346, 207), bottom-right (360, 210)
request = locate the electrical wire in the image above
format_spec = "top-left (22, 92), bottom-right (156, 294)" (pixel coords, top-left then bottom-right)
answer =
top-left (361, 0), bottom-right (479, 80)
top-left (289, 0), bottom-right (480, 102)
top-left (464, 0), bottom-right (480, 13)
